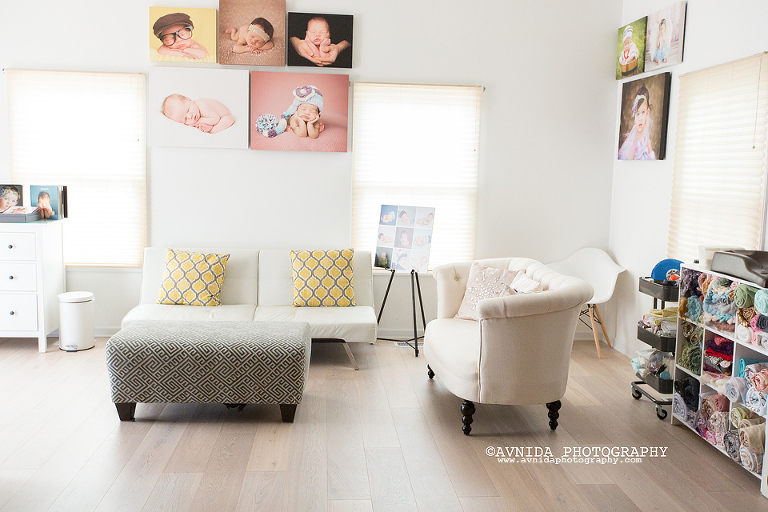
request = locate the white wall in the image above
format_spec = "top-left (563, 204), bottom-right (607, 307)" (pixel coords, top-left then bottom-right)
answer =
top-left (0, 0), bottom-right (620, 335)
top-left (609, 0), bottom-right (768, 356)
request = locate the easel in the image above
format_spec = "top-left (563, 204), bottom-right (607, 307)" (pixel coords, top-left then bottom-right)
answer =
top-left (377, 268), bottom-right (427, 356)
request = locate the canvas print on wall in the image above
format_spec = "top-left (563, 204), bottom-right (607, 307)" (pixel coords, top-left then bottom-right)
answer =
top-left (618, 73), bottom-right (671, 160)
top-left (375, 205), bottom-right (435, 271)
top-left (149, 7), bottom-right (217, 63)
top-left (616, 17), bottom-right (647, 79)
top-left (0, 185), bottom-right (23, 211)
top-left (218, 0), bottom-right (286, 67)
top-left (250, 71), bottom-right (349, 152)
top-left (149, 68), bottom-right (249, 149)
top-left (287, 12), bottom-right (353, 68)
top-left (645, 1), bottom-right (687, 72)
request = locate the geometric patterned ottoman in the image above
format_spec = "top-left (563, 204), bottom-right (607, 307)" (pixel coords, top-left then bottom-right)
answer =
top-left (105, 320), bottom-right (311, 422)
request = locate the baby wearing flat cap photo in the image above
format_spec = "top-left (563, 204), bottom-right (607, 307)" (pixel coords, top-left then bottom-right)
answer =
top-left (153, 12), bottom-right (209, 60)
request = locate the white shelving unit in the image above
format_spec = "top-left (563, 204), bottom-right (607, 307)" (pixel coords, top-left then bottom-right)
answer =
top-left (672, 263), bottom-right (768, 498)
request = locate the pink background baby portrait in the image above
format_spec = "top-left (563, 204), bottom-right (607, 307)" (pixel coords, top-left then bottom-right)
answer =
top-left (250, 71), bottom-right (349, 152)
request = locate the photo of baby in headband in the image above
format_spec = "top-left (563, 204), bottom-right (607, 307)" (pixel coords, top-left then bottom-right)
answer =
top-left (149, 7), bottom-right (217, 63)
top-left (218, 0), bottom-right (286, 67)
top-left (249, 71), bottom-right (349, 152)
top-left (618, 73), bottom-right (672, 160)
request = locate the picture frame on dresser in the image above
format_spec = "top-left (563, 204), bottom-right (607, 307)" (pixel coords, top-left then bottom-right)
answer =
top-left (0, 221), bottom-right (65, 352)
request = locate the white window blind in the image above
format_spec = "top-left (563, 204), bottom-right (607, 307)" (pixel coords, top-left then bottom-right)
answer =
top-left (7, 69), bottom-right (147, 267)
top-left (351, 82), bottom-right (481, 268)
top-left (668, 53), bottom-right (768, 262)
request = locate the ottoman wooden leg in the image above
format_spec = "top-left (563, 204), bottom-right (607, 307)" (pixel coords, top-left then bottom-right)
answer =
top-left (115, 402), bottom-right (136, 421)
top-left (280, 404), bottom-right (297, 423)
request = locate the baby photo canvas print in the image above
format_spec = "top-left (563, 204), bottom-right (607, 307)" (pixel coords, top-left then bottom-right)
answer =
top-left (250, 71), bottom-right (349, 152)
top-left (616, 17), bottom-right (647, 79)
top-left (149, 68), bottom-right (249, 149)
top-left (644, 1), bottom-right (687, 72)
top-left (617, 73), bottom-right (671, 160)
top-left (218, 0), bottom-right (286, 67)
top-left (149, 7), bottom-right (217, 63)
top-left (287, 12), bottom-right (353, 68)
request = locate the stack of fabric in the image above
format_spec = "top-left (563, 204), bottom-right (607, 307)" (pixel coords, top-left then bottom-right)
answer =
top-left (737, 360), bottom-right (768, 416)
top-left (698, 393), bottom-right (730, 446)
top-left (677, 323), bottom-right (702, 376)
top-left (631, 349), bottom-right (673, 380)
top-left (639, 307), bottom-right (678, 338)
top-left (737, 416), bottom-right (765, 474)
top-left (703, 335), bottom-right (733, 375)
top-left (701, 278), bottom-right (737, 332)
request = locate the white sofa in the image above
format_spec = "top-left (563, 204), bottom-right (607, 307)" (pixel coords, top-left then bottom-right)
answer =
top-left (424, 257), bottom-right (593, 434)
top-left (122, 248), bottom-right (377, 368)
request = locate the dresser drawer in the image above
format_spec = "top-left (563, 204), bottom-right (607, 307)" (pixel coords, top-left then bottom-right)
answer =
top-left (0, 263), bottom-right (37, 291)
top-left (0, 233), bottom-right (37, 261)
top-left (0, 294), bottom-right (38, 331)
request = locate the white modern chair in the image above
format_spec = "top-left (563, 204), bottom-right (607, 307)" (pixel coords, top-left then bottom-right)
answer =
top-left (547, 248), bottom-right (625, 359)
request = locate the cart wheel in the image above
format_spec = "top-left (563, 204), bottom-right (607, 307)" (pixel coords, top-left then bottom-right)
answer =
top-left (656, 407), bottom-right (667, 420)
top-left (631, 388), bottom-right (642, 400)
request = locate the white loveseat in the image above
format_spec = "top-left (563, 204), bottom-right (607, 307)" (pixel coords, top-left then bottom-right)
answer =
top-left (122, 248), bottom-right (377, 368)
top-left (424, 257), bottom-right (593, 434)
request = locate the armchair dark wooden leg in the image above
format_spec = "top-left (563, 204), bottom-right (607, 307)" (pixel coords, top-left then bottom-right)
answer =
top-left (427, 365), bottom-right (435, 379)
top-left (461, 400), bottom-right (475, 436)
top-left (546, 400), bottom-right (561, 430)
top-left (280, 404), bottom-right (297, 423)
top-left (115, 402), bottom-right (136, 421)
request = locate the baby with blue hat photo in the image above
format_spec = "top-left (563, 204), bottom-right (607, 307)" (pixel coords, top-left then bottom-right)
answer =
top-left (255, 85), bottom-right (325, 139)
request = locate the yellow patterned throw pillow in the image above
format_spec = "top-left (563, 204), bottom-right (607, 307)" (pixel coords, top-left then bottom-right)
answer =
top-left (291, 249), bottom-right (355, 307)
top-left (157, 249), bottom-right (230, 306)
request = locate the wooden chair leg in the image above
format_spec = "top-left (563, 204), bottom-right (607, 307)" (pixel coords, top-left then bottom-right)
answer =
top-left (593, 304), bottom-right (612, 348)
top-left (280, 404), bottom-right (297, 422)
top-left (588, 305), bottom-right (602, 359)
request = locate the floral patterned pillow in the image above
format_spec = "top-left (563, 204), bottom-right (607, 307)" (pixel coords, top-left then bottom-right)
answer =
top-left (455, 263), bottom-right (520, 321)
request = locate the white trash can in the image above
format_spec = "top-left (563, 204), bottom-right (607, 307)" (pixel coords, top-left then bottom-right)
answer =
top-left (58, 291), bottom-right (96, 351)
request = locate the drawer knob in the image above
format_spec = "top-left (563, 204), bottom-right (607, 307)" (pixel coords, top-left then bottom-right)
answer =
top-left (7, 245), bottom-right (12, 249)
top-left (8, 276), bottom-right (13, 280)
top-left (9, 311), bottom-right (14, 316)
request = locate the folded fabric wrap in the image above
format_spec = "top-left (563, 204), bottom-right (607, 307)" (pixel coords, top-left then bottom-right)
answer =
top-left (731, 405), bottom-right (759, 427)
top-left (739, 424), bottom-right (766, 454)
top-left (724, 377), bottom-right (749, 403)
top-left (744, 386), bottom-right (768, 415)
top-left (723, 430), bottom-right (741, 462)
top-left (739, 446), bottom-right (763, 474)
top-left (754, 289), bottom-right (768, 315)
top-left (750, 369), bottom-right (768, 392)
top-left (707, 411), bottom-right (730, 433)
top-left (734, 284), bottom-right (758, 308)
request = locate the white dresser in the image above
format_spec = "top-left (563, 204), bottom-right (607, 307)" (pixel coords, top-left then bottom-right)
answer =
top-left (0, 221), bottom-right (65, 352)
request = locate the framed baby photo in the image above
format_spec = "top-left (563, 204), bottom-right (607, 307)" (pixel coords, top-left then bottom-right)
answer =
top-left (0, 184), bottom-right (23, 211)
top-left (149, 7), bottom-right (217, 63)
top-left (250, 71), bottom-right (349, 152)
top-left (286, 12), bottom-right (353, 68)
top-left (30, 185), bottom-right (65, 220)
top-left (149, 68), bottom-right (249, 149)
top-left (644, 1), bottom-right (687, 72)
top-left (617, 73), bottom-right (671, 161)
top-left (218, 0), bottom-right (286, 67)
top-left (616, 17), bottom-right (647, 80)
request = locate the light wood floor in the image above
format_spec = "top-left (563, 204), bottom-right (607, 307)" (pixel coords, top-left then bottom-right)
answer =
top-left (0, 337), bottom-right (765, 512)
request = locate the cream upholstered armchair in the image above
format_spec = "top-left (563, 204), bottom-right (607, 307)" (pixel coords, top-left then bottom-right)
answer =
top-left (424, 258), bottom-right (593, 435)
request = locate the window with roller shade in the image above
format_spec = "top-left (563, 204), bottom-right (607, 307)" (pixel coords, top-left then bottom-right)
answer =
top-left (351, 82), bottom-right (482, 268)
top-left (668, 53), bottom-right (768, 262)
top-left (7, 69), bottom-right (147, 267)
